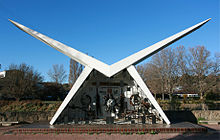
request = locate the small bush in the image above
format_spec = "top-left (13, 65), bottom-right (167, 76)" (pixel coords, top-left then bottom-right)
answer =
top-left (150, 130), bottom-right (158, 135)
top-left (197, 117), bottom-right (206, 123)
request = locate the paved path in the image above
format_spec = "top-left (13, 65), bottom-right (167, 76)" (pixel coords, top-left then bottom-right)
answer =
top-left (0, 124), bottom-right (219, 140)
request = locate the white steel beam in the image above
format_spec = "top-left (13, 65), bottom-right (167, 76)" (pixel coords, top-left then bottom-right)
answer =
top-left (9, 20), bottom-right (110, 77)
top-left (9, 19), bottom-right (211, 77)
top-left (127, 65), bottom-right (170, 124)
top-left (50, 66), bottom-right (93, 125)
top-left (110, 18), bottom-right (211, 76)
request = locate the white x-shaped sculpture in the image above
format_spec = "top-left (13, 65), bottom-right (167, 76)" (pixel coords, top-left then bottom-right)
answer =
top-left (10, 18), bottom-right (210, 125)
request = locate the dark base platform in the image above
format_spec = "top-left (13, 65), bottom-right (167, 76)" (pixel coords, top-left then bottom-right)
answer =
top-left (13, 122), bottom-right (207, 134)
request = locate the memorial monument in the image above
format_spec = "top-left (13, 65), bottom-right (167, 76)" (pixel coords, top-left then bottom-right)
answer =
top-left (9, 18), bottom-right (210, 125)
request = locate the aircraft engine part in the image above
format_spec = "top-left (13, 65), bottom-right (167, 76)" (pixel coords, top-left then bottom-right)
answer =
top-left (130, 94), bottom-right (141, 106)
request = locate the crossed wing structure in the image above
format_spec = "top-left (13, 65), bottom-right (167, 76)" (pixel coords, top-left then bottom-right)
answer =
top-left (10, 18), bottom-right (210, 125)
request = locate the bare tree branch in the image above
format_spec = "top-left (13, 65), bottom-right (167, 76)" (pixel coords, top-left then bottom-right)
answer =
top-left (48, 64), bottom-right (67, 84)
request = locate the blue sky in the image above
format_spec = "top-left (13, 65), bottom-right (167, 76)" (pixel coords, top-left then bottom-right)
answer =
top-left (0, 0), bottom-right (219, 82)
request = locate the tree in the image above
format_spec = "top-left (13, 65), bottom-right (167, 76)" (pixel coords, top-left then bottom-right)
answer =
top-left (68, 59), bottom-right (83, 86)
top-left (38, 82), bottom-right (66, 101)
top-left (188, 46), bottom-right (213, 100)
top-left (205, 53), bottom-right (220, 100)
top-left (137, 45), bottom-right (219, 108)
top-left (136, 65), bottom-right (147, 82)
top-left (175, 46), bottom-right (196, 94)
top-left (176, 46), bottom-right (188, 75)
top-left (0, 63), bottom-right (43, 100)
top-left (137, 63), bottom-right (163, 98)
top-left (47, 64), bottom-right (67, 84)
top-left (212, 53), bottom-right (220, 76)
top-left (137, 48), bottom-right (179, 100)
top-left (150, 48), bottom-right (179, 100)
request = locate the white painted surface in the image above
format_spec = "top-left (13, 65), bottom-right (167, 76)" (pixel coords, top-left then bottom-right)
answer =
top-left (0, 71), bottom-right (6, 78)
top-left (9, 20), bottom-right (110, 77)
top-left (110, 18), bottom-right (211, 76)
top-left (127, 65), bottom-right (170, 124)
top-left (9, 19), bottom-right (211, 77)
